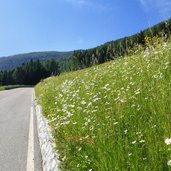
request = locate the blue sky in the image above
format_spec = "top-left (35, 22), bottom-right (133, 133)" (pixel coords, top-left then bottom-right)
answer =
top-left (0, 0), bottom-right (171, 57)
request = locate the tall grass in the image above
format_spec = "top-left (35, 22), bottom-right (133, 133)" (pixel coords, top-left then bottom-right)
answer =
top-left (35, 40), bottom-right (171, 170)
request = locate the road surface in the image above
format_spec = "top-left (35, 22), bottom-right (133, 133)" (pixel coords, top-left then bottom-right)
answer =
top-left (0, 88), bottom-right (42, 171)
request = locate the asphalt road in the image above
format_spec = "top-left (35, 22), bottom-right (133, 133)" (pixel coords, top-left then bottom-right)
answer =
top-left (0, 88), bottom-right (42, 171)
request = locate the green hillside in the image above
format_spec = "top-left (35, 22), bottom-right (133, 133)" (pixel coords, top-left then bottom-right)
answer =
top-left (0, 51), bottom-right (73, 71)
top-left (35, 38), bottom-right (171, 170)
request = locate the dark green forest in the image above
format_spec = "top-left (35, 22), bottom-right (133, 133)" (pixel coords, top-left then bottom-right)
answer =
top-left (0, 59), bottom-right (60, 85)
top-left (0, 18), bottom-right (171, 86)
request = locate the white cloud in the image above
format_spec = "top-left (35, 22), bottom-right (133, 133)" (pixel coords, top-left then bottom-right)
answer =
top-left (139, 0), bottom-right (171, 18)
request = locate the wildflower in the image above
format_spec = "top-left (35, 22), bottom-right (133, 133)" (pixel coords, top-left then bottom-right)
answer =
top-left (124, 130), bottom-right (128, 134)
top-left (105, 84), bottom-right (109, 87)
top-left (124, 62), bottom-right (128, 66)
top-left (167, 160), bottom-right (171, 166)
top-left (151, 125), bottom-right (156, 128)
top-left (62, 156), bottom-right (66, 161)
top-left (93, 98), bottom-right (100, 102)
top-left (132, 141), bottom-right (137, 144)
top-left (78, 147), bottom-right (82, 151)
top-left (81, 101), bottom-right (87, 105)
top-left (135, 89), bottom-right (140, 95)
top-left (136, 131), bottom-right (141, 135)
top-left (114, 122), bottom-right (118, 125)
top-left (165, 138), bottom-right (171, 145)
top-left (139, 140), bottom-right (145, 143)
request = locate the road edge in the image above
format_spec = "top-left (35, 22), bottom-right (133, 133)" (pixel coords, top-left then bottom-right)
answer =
top-left (33, 91), bottom-right (61, 171)
top-left (26, 95), bottom-right (34, 171)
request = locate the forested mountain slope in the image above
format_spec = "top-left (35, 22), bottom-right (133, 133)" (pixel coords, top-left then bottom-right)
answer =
top-left (0, 51), bottom-right (73, 71)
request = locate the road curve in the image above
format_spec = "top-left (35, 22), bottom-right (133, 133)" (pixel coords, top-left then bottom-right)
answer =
top-left (0, 88), bottom-right (42, 171)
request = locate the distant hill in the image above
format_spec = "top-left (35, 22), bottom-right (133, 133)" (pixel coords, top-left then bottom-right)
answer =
top-left (0, 51), bottom-right (73, 71)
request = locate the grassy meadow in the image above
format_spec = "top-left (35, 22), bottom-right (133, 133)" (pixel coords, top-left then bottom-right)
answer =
top-left (35, 40), bottom-right (171, 170)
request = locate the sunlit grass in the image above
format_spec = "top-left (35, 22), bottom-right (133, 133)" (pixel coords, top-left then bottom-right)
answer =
top-left (35, 40), bottom-right (171, 170)
top-left (0, 86), bottom-right (5, 91)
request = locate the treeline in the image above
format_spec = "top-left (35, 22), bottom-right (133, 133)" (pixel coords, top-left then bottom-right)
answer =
top-left (0, 59), bottom-right (60, 85)
top-left (68, 18), bottom-right (171, 70)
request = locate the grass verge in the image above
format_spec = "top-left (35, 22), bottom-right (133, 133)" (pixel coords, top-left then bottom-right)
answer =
top-left (0, 85), bottom-right (34, 91)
